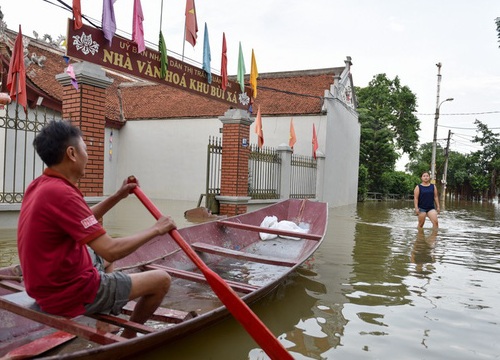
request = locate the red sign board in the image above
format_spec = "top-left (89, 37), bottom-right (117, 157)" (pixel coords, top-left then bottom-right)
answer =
top-left (66, 19), bottom-right (251, 110)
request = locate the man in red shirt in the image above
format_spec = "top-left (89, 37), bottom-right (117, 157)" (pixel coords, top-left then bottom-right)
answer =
top-left (17, 120), bottom-right (176, 337)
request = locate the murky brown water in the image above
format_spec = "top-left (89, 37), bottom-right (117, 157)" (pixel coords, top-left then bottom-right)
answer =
top-left (1, 199), bottom-right (500, 359)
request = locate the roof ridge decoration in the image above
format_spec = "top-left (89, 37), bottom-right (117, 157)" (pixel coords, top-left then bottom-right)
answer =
top-left (330, 56), bottom-right (355, 110)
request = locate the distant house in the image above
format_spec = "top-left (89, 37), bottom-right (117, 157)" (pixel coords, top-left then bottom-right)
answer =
top-left (0, 24), bottom-right (359, 209)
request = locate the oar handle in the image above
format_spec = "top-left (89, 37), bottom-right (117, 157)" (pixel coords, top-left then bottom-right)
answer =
top-left (131, 188), bottom-right (162, 220)
top-left (128, 180), bottom-right (206, 270)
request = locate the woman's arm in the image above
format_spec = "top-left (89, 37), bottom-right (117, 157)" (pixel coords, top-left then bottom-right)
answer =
top-left (433, 185), bottom-right (440, 213)
top-left (413, 185), bottom-right (420, 213)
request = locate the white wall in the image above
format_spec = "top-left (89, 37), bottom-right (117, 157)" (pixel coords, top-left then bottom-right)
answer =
top-left (113, 118), bottom-right (222, 201)
top-left (247, 114), bottom-right (328, 157)
top-left (107, 106), bottom-right (360, 207)
top-left (110, 114), bottom-right (330, 202)
top-left (323, 98), bottom-right (360, 206)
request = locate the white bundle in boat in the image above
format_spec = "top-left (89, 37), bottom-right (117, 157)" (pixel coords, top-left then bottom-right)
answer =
top-left (259, 215), bottom-right (310, 240)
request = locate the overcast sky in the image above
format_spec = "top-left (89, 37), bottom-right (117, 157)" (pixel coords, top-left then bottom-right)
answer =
top-left (2, 0), bottom-right (500, 169)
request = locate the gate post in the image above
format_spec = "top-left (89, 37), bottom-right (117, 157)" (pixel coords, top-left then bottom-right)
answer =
top-left (315, 151), bottom-right (325, 201)
top-left (216, 109), bottom-right (253, 216)
top-left (56, 62), bottom-right (113, 197)
top-left (277, 144), bottom-right (293, 199)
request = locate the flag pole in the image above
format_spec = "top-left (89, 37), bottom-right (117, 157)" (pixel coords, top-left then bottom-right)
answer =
top-left (15, 72), bottom-right (20, 117)
top-left (159, 0), bottom-right (164, 30)
top-left (182, 17), bottom-right (186, 61)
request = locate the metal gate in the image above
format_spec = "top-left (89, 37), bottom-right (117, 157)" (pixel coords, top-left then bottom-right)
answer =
top-left (0, 103), bottom-right (60, 203)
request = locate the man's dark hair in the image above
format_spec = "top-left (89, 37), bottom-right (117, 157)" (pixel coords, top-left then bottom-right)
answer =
top-left (33, 120), bottom-right (82, 166)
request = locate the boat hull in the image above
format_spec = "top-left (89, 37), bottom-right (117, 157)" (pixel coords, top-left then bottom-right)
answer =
top-left (0, 199), bottom-right (327, 359)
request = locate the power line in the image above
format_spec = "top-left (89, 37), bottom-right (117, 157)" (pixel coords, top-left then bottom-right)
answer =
top-left (416, 110), bottom-right (500, 116)
top-left (39, 0), bottom-right (205, 71)
top-left (439, 124), bottom-right (500, 130)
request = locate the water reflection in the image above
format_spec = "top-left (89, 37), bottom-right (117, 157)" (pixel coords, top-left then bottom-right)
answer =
top-left (411, 228), bottom-right (437, 274)
top-left (1, 200), bottom-right (500, 359)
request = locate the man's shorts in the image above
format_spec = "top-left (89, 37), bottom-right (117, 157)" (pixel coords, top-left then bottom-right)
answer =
top-left (84, 247), bottom-right (132, 316)
top-left (419, 207), bottom-right (436, 213)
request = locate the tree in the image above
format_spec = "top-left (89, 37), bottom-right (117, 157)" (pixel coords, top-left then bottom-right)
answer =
top-left (443, 151), bottom-right (469, 197)
top-left (356, 74), bottom-right (420, 193)
top-left (407, 142), bottom-right (445, 180)
top-left (380, 171), bottom-right (420, 197)
top-left (357, 164), bottom-right (370, 201)
top-left (471, 119), bottom-right (500, 198)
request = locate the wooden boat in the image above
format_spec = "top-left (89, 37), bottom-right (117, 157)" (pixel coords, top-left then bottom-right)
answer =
top-left (0, 199), bottom-right (327, 359)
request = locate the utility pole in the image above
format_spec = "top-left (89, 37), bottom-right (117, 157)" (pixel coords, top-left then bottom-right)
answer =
top-left (431, 62), bottom-right (453, 184)
top-left (441, 130), bottom-right (452, 208)
top-left (431, 63), bottom-right (442, 184)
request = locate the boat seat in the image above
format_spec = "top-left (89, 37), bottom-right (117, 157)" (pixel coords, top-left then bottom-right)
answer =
top-left (191, 242), bottom-right (297, 267)
top-left (0, 291), bottom-right (127, 345)
top-left (217, 220), bottom-right (323, 241)
top-left (143, 264), bottom-right (259, 294)
top-left (0, 279), bottom-right (26, 292)
top-left (120, 300), bottom-right (197, 324)
top-left (0, 291), bottom-right (195, 342)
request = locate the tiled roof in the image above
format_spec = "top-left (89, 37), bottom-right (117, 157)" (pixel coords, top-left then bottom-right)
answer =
top-left (2, 29), bottom-right (344, 123)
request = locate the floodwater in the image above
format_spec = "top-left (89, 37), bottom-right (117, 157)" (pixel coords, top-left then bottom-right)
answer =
top-left (1, 198), bottom-right (500, 359)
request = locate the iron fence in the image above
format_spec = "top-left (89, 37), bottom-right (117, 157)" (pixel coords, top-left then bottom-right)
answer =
top-left (0, 104), bottom-right (56, 204)
top-left (290, 154), bottom-right (317, 199)
top-left (248, 144), bottom-right (281, 199)
top-left (204, 138), bottom-right (317, 204)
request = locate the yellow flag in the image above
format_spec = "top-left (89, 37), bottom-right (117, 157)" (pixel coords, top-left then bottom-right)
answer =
top-left (250, 49), bottom-right (258, 98)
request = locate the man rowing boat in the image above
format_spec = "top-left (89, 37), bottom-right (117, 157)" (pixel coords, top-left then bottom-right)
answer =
top-left (17, 120), bottom-right (176, 337)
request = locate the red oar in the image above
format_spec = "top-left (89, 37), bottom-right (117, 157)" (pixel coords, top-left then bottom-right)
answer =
top-left (128, 178), bottom-right (293, 360)
top-left (2, 331), bottom-right (76, 360)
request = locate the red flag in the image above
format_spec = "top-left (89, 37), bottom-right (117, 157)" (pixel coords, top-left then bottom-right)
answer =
top-left (289, 118), bottom-right (296, 149)
top-left (312, 123), bottom-right (319, 159)
top-left (221, 32), bottom-right (228, 91)
top-left (185, 0), bottom-right (198, 47)
top-left (73, 0), bottom-right (83, 29)
top-left (255, 105), bottom-right (264, 148)
top-left (7, 25), bottom-right (27, 114)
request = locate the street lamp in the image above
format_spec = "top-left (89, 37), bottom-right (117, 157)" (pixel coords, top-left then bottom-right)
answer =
top-left (430, 97), bottom-right (453, 183)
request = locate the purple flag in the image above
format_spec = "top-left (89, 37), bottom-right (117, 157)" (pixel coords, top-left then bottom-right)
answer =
top-left (132, 0), bottom-right (145, 53)
top-left (66, 64), bottom-right (79, 91)
top-left (102, 0), bottom-right (116, 45)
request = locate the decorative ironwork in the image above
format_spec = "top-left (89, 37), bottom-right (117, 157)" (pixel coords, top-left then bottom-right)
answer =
top-left (248, 144), bottom-right (281, 199)
top-left (290, 154), bottom-right (317, 199)
top-left (0, 104), bottom-right (54, 204)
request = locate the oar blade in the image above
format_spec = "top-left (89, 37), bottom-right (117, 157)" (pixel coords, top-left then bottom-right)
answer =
top-left (201, 267), bottom-right (292, 360)
top-left (3, 331), bottom-right (76, 360)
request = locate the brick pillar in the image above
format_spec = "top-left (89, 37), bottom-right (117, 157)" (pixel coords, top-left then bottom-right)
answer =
top-left (216, 109), bottom-right (253, 216)
top-left (56, 62), bottom-right (113, 197)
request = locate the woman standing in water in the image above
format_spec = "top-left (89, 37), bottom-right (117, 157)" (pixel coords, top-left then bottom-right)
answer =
top-left (414, 171), bottom-right (440, 228)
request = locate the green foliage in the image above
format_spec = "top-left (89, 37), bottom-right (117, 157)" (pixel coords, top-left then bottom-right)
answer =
top-left (380, 171), bottom-right (420, 196)
top-left (469, 174), bottom-right (490, 195)
top-left (444, 151), bottom-right (468, 190)
top-left (357, 164), bottom-right (370, 201)
top-left (355, 74), bottom-right (500, 201)
top-left (404, 121), bottom-right (500, 200)
top-left (471, 119), bottom-right (500, 197)
top-left (356, 74), bottom-right (420, 193)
